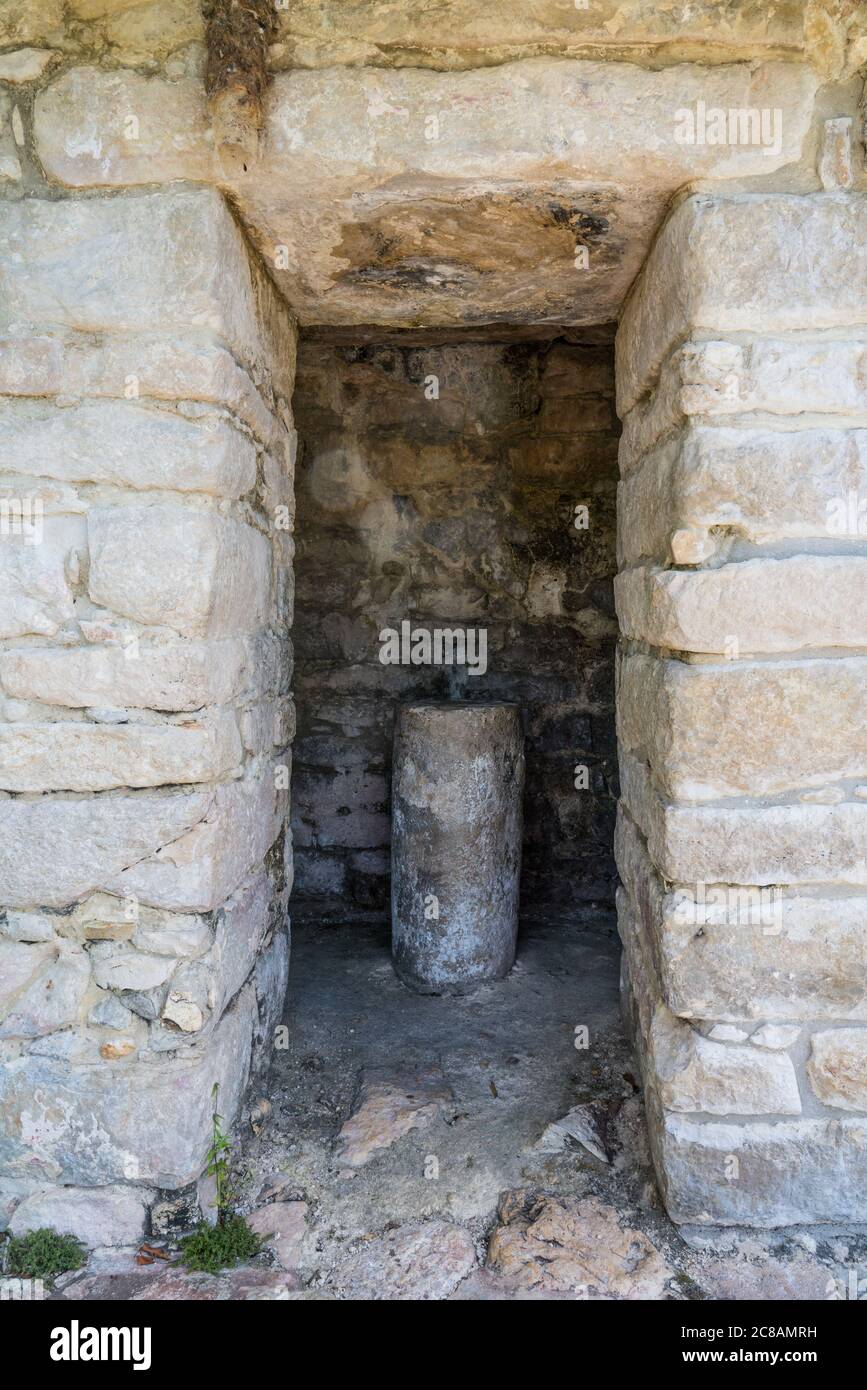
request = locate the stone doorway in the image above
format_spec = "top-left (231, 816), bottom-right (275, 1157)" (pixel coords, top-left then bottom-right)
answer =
top-left (251, 329), bottom-right (631, 1296)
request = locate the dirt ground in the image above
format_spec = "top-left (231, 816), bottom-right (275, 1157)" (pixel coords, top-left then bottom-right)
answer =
top-left (55, 919), bottom-right (867, 1300)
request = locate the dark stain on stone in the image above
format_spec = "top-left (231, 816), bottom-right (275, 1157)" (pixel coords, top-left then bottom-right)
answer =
top-left (332, 192), bottom-right (621, 298)
top-left (546, 203), bottom-right (610, 243)
top-left (347, 261), bottom-right (473, 293)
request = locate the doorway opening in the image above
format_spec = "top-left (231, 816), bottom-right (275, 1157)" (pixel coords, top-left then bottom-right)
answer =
top-left (227, 327), bottom-right (681, 1297)
top-left (290, 331), bottom-right (621, 929)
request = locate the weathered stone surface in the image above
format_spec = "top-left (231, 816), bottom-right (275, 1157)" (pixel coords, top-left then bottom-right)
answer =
top-left (98, 0), bottom-right (203, 63)
top-left (107, 771), bottom-right (284, 912)
top-left (616, 557), bottom-right (867, 655)
top-left (131, 908), bottom-right (210, 959)
top-left (616, 809), bottom-right (867, 1022)
top-left (294, 769), bottom-right (385, 844)
top-left (534, 1099), bottom-right (618, 1163)
top-left (96, 1037), bottom-right (138, 1061)
top-left (620, 340), bottom-right (867, 468)
top-left (392, 703), bottom-right (524, 992)
top-left (808, 1030), bottom-right (867, 1112)
top-left (0, 473), bottom-right (83, 521)
top-left (8, 16), bottom-right (861, 1244)
top-left (0, 189), bottom-right (270, 376)
top-left (0, 986), bottom-right (256, 1187)
top-left (689, 1251), bottom-right (833, 1302)
top-left (8, 1183), bottom-right (148, 1247)
top-left (0, 946), bottom-right (90, 1037)
top-left (751, 1025), bottom-right (801, 1051)
top-left (33, 62), bottom-right (817, 329)
top-left (43, 892), bottom-right (169, 948)
top-left (270, 1), bottom-right (782, 67)
top-left (34, 66), bottom-right (213, 185)
top-left (618, 652), bottom-right (867, 801)
top-left (87, 507), bottom-right (270, 639)
top-left (0, 400), bottom-right (257, 497)
top-left (333, 1221), bottom-right (475, 1299)
top-left (0, 524), bottom-right (78, 639)
top-left (707, 1025), bottom-right (749, 1043)
top-left (251, 926), bottom-right (290, 1079)
top-left (0, 788), bottom-right (211, 909)
top-left (259, 61), bottom-right (815, 327)
top-left (91, 950), bottom-right (175, 994)
top-left (486, 1190), bottom-right (673, 1297)
top-left (211, 872), bottom-right (270, 1015)
top-left (0, 637), bottom-right (262, 712)
top-left (0, 333), bottom-right (282, 448)
top-left (160, 992), bottom-right (203, 1033)
top-left (619, 886), bottom-right (806, 1120)
top-left (818, 116), bottom-right (854, 191)
top-left (650, 1006), bottom-right (801, 1117)
top-left (276, 1), bottom-right (867, 77)
top-left (89, 995), bottom-right (135, 1030)
top-left (335, 1067), bottom-right (452, 1169)
top-left (620, 749), bottom-right (867, 887)
top-left (10, 0), bottom-right (867, 76)
top-left (0, 3), bottom-right (64, 47)
top-left (0, 47), bottom-right (57, 82)
top-left (60, 1264), bottom-right (300, 1301)
top-left (0, 912), bottom-right (57, 944)
top-left (617, 193), bottom-right (867, 415)
top-left (0, 140), bottom-right (21, 184)
top-left (618, 427), bottom-right (867, 566)
top-left (656, 1111), bottom-right (867, 1226)
top-left (273, 58), bottom-right (814, 181)
top-left (242, 697), bottom-right (290, 757)
top-left (248, 1201), bottom-right (308, 1271)
top-left (0, 939), bottom-right (55, 1015)
top-left (0, 712), bottom-right (242, 792)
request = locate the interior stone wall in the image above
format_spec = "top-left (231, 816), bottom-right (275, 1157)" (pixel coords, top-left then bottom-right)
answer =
top-left (290, 336), bottom-right (620, 928)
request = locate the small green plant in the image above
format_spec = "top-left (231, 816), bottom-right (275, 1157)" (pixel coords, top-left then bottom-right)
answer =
top-left (178, 1215), bottom-right (261, 1274)
top-left (5, 1228), bottom-right (86, 1282)
top-left (179, 1082), bottom-right (261, 1273)
top-left (205, 1081), bottom-right (234, 1224)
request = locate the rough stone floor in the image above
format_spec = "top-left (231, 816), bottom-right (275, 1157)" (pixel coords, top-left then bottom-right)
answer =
top-left (57, 922), bottom-right (867, 1301)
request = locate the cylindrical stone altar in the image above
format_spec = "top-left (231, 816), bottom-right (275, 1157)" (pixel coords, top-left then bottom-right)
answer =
top-left (391, 702), bottom-right (524, 993)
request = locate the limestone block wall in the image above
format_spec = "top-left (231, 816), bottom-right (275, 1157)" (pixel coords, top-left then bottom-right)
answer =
top-left (0, 187), bottom-right (297, 1239)
top-left (614, 190), bottom-right (867, 1226)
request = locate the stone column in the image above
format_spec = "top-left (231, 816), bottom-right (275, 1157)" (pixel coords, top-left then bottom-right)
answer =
top-left (392, 703), bottom-right (524, 994)
top-left (614, 191), bottom-right (867, 1226)
top-left (0, 188), bottom-right (296, 1242)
